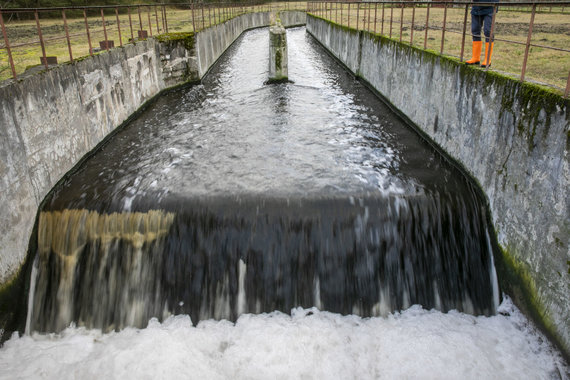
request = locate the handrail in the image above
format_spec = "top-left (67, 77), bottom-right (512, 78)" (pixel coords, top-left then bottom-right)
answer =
top-left (307, 1), bottom-right (570, 97)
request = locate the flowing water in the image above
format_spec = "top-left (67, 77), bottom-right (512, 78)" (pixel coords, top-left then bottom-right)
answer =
top-left (0, 27), bottom-right (567, 378)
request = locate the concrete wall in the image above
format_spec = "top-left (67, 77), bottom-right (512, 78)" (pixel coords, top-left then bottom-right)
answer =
top-left (307, 15), bottom-right (569, 355)
top-left (0, 11), bottom-right (305, 288)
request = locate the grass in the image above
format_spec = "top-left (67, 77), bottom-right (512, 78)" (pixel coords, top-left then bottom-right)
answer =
top-left (0, 2), bottom-right (568, 93)
top-left (313, 3), bottom-right (570, 93)
top-left (0, 2), bottom-right (306, 81)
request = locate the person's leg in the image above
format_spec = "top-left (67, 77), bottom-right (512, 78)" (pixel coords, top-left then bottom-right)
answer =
top-left (481, 13), bottom-right (494, 67)
top-left (466, 14), bottom-right (483, 65)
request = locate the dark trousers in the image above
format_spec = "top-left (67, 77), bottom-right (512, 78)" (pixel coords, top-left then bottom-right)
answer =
top-left (471, 14), bottom-right (494, 42)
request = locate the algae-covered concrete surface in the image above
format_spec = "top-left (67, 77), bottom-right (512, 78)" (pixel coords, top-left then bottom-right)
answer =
top-left (307, 15), bottom-right (569, 355)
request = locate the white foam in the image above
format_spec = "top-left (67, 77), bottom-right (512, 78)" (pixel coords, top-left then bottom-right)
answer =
top-left (0, 296), bottom-right (567, 380)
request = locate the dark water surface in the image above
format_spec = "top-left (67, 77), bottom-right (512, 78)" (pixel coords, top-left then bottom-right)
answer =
top-left (30, 27), bottom-right (499, 332)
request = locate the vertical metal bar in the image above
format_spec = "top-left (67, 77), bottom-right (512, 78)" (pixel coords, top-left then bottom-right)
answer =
top-left (164, 5), bottom-right (169, 33)
top-left (84, 9), bottom-right (93, 55)
top-left (367, 2), bottom-right (371, 31)
top-left (460, 4), bottom-right (468, 62)
top-left (138, 6), bottom-right (143, 32)
top-left (336, 0), bottom-right (338, 23)
top-left (424, 3), bottom-right (430, 50)
top-left (341, 2), bottom-right (344, 25)
top-left (440, 2), bottom-right (447, 54)
top-left (0, 10), bottom-right (17, 78)
top-left (399, 3), bottom-right (404, 43)
top-left (161, 5), bottom-right (166, 33)
top-left (485, 4), bottom-right (497, 72)
top-left (348, 3), bottom-right (350, 29)
top-left (35, 10), bottom-right (48, 68)
top-left (374, 3), bottom-right (377, 34)
top-left (115, 8), bottom-right (123, 47)
top-left (62, 10), bottom-right (73, 62)
top-left (101, 9), bottom-right (109, 51)
top-left (155, 6), bottom-right (160, 34)
top-left (128, 6), bottom-right (134, 41)
top-left (147, 6), bottom-right (153, 36)
top-left (191, 2), bottom-right (196, 31)
top-left (381, 3), bottom-right (385, 35)
top-left (356, 2), bottom-right (359, 30)
top-left (410, 3), bottom-right (415, 45)
top-left (208, 5), bottom-right (212, 28)
top-left (201, 4), bottom-right (205, 30)
top-left (389, 3), bottom-right (393, 38)
top-left (521, 4), bottom-right (536, 81)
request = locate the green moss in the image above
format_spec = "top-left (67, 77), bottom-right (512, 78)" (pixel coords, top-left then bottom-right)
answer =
top-left (494, 243), bottom-right (568, 358)
top-left (155, 32), bottom-right (196, 52)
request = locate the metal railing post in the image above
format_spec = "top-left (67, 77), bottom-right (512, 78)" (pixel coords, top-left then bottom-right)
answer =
top-left (381, 3), bottom-right (385, 35)
top-left (521, 4), bottom-right (536, 82)
top-left (35, 10), bottom-right (48, 69)
top-left (399, 3), bottom-right (404, 43)
top-left (62, 10), bottom-right (73, 62)
top-left (128, 6), bottom-right (134, 41)
top-left (460, 4), bottom-right (468, 62)
top-left (101, 9), bottom-right (109, 51)
top-left (410, 3), bottom-right (416, 45)
top-left (0, 10), bottom-right (17, 79)
top-left (115, 7), bottom-right (123, 46)
top-left (424, 3), bottom-right (430, 49)
top-left (389, 3), bottom-right (393, 38)
top-left (84, 8), bottom-right (93, 55)
top-left (356, 2), bottom-right (360, 30)
top-left (138, 6), bottom-right (143, 33)
top-left (441, 2), bottom-right (448, 54)
top-left (147, 6), bottom-right (153, 36)
top-left (374, 3), bottom-right (377, 34)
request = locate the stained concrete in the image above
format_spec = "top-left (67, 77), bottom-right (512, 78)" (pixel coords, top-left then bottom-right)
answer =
top-left (307, 15), bottom-right (569, 356)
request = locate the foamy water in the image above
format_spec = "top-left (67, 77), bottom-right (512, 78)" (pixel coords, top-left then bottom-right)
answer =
top-left (1, 296), bottom-right (567, 380)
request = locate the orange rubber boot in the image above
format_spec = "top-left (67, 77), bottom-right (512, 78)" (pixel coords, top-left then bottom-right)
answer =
top-left (480, 42), bottom-right (494, 68)
top-left (465, 41), bottom-right (482, 65)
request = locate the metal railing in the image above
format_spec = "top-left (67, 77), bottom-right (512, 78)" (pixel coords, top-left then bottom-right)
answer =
top-left (308, 1), bottom-right (570, 97)
top-left (0, 1), bottom-right (307, 81)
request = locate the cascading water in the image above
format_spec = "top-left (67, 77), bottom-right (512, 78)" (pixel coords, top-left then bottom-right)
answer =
top-left (27, 27), bottom-right (500, 334)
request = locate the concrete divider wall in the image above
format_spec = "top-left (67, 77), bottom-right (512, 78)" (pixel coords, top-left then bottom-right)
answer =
top-left (0, 11), bottom-right (305, 289)
top-left (196, 11), bottom-right (306, 77)
top-left (307, 15), bottom-right (569, 355)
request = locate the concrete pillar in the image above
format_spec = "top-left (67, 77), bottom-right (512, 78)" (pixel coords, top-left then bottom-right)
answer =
top-left (268, 21), bottom-right (288, 82)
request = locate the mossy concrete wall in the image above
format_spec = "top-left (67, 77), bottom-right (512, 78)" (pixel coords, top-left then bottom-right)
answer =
top-left (307, 15), bottom-right (569, 355)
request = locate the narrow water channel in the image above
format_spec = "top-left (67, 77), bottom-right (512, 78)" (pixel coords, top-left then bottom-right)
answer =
top-left (0, 27), bottom-right (566, 379)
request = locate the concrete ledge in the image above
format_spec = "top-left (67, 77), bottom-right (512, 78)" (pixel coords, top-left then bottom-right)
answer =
top-left (307, 14), bottom-right (569, 356)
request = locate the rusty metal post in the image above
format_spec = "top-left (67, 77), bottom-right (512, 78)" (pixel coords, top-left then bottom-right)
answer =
top-left (164, 5), bottom-right (169, 33)
top-left (399, 3), bottom-right (404, 43)
top-left (356, 2), bottom-right (360, 30)
top-left (341, 2), bottom-right (344, 25)
top-left (128, 6), bottom-right (134, 41)
top-left (155, 6), bottom-right (160, 34)
top-left (367, 2), bottom-right (371, 31)
top-left (84, 9), bottom-right (93, 55)
top-left (115, 8), bottom-right (123, 46)
top-left (521, 4), bottom-right (536, 82)
top-left (201, 4), bottom-right (205, 30)
top-left (410, 3), bottom-right (415, 45)
top-left (62, 10), bottom-right (73, 62)
top-left (0, 10), bottom-right (17, 78)
top-left (440, 2), bottom-right (448, 54)
top-left (374, 3), bottom-right (377, 34)
top-left (389, 3), bottom-right (393, 38)
top-left (208, 5), bottom-right (212, 28)
top-left (101, 9), bottom-right (109, 51)
top-left (460, 4), bottom-right (468, 61)
top-left (138, 6), bottom-right (143, 32)
top-left (35, 10), bottom-right (48, 69)
top-left (336, 1), bottom-right (338, 23)
top-left (485, 5), bottom-right (497, 72)
top-left (147, 6), bottom-right (153, 36)
top-left (348, 3), bottom-right (350, 29)
top-left (191, 2), bottom-right (196, 32)
top-left (381, 3), bottom-right (385, 35)
top-left (424, 3), bottom-right (430, 49)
